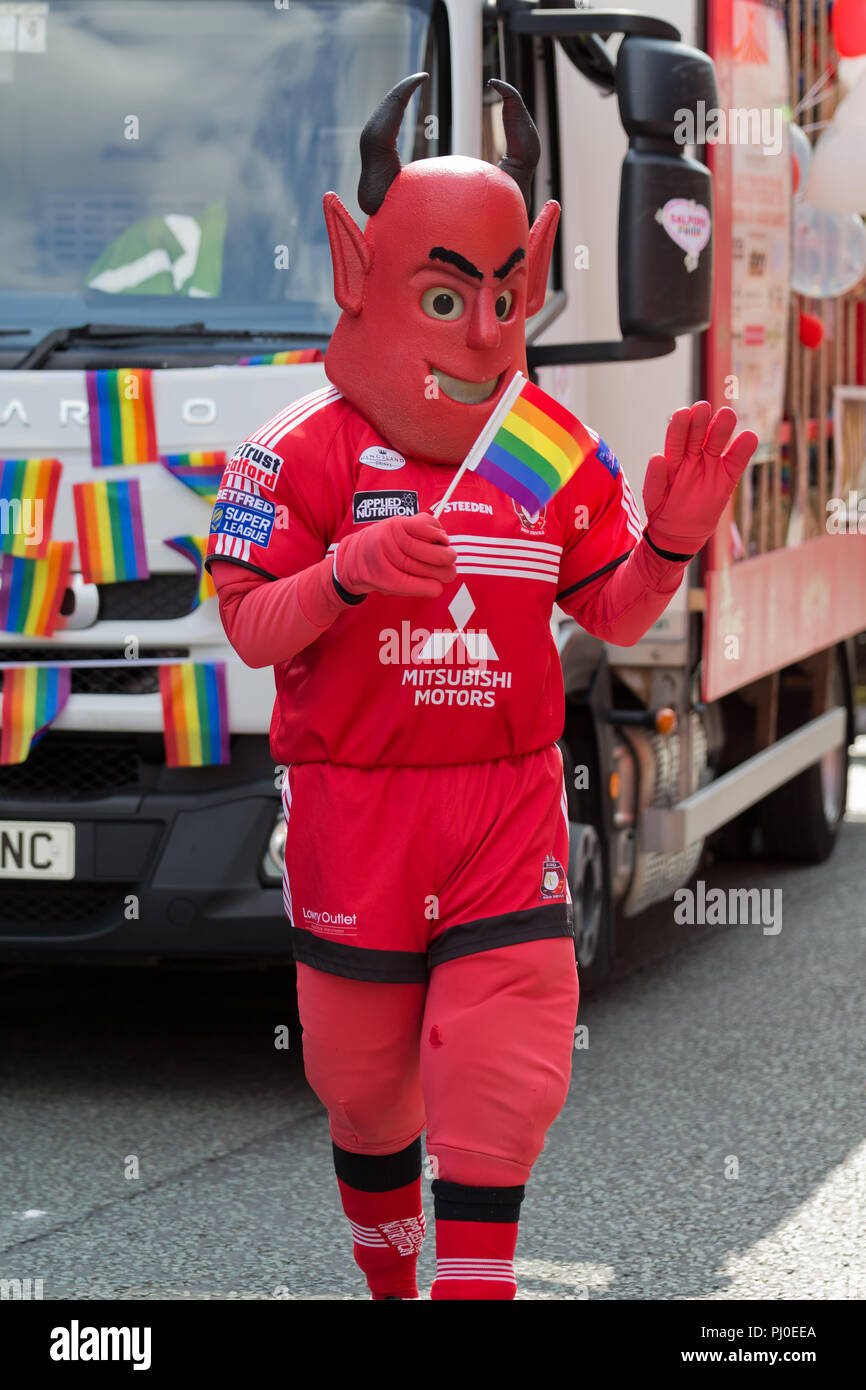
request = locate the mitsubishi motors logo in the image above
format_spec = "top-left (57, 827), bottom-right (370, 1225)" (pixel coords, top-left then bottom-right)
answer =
top-left (416, 584), bottom-right (498, 662)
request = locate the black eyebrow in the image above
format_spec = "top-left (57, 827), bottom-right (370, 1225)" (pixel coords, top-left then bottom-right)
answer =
top-left (494, 247), bottom-right (525, 280)
top-left (429, 247), bottom-right (483, 280)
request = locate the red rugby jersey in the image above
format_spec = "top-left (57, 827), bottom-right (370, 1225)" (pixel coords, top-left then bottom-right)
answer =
top-left (204, 384), bottom-right (644, 767)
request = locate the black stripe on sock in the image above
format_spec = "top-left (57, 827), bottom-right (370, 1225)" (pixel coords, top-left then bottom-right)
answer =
top-left (431, 1180), bottom-right (525, 1224)
top-left (332, 1138), bottom-right (422, 1193)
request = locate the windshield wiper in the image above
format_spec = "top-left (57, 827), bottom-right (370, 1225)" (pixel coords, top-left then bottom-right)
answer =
top-left (15, 322), bottom-right (325, 370)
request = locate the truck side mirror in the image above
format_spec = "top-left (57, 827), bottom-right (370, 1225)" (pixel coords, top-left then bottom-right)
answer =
top-left (504, 5), bottom-right (718, 367)
top-left (617, 37), bottom-right (718, 339)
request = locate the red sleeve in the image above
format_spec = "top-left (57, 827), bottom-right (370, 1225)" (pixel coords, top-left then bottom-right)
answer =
top-left (204, 394), bottom-right (349, 582)
top-left (555, 438), bottom-right (686, 645)
top-left (210, 557), bottom-right (347, 669)
top-left (204, 393), bottom-right (353, 666)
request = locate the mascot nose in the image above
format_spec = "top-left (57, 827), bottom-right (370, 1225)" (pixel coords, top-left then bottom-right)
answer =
top-left (466, 286), bottom-right (501, 350)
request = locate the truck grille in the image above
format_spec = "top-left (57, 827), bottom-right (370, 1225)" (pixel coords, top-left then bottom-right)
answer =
top-left (0, 883), bottom-right (130, 933)
top-left (96, 573), bottom-right (200, 621)
top-left (0, 736), bottom-right (143, 800)
top-left (0, 649), bottom-right (188, 697)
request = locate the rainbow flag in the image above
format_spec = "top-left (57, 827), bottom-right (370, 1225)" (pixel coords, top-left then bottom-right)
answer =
top-left (163, 535), bottom-right (216, 610)
top-left (0, 665), bottom-right (72, 765)
top-left (159, 661), bottom-right (230, 766)
top-left (72, 477), bottom-right (149, 584)
top-left (0, 457), bottom-right (62, 558)
top-left (465, 372), bottom-right (605, 514)
top-left (0, 542), bottom-right (73, 637)
top-left (159, 451), bottom-right (226, 505)
top-left (86, 368), bottom-right (158, 466)
top-left (238, 349), bottom-right (324, 365)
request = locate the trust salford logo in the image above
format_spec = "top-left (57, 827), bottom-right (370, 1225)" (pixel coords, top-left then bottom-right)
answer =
top-left (415, 584), bottom-right (498, 662)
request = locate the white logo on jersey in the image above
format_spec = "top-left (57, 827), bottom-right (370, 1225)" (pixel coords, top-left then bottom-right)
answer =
top-left (416, 584), bottom-right (498, 662)
top-left (359, 445), bottom-right (406, 471)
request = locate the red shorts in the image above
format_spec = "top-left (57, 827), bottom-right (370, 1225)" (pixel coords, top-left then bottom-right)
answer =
top-left (281, 745), bottom-right (573, 982)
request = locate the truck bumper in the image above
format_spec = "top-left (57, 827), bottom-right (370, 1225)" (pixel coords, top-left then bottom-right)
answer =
top-left (0, 734), bottom-right (290, 959)
top-left (641, 707), bottom-right (847, 853)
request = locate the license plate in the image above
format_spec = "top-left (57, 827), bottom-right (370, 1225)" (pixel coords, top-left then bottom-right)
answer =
top-left (0, 820), bottom-right (75, 880)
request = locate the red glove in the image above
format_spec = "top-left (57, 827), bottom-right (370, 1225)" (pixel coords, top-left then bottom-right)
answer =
top-left (335, 511), bottom-right (457, 598)
top-left (643, 402), bottom-right (758, 557)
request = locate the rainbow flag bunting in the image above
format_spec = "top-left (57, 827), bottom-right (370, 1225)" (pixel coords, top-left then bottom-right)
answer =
top-left (464, 372), bottom-right (608, 514)
top-left (0, 542), bottom-right (73, 637)
top-left (0, 457), bottom-right (62, 558)
top-left (163, 535), bottom-right (216, 610)
top-left (0, 665), bottom-right (72, 765)
top-left (86, 368), bottom-right (158, 466)
top-left (72, 477), bottom-right (150, 584)
top-left (159, 451), bottom-right (226, 505)
top-left (238, 349), bottom-right (324, 365)
top-left (159, 661), bottom-right (230, 766)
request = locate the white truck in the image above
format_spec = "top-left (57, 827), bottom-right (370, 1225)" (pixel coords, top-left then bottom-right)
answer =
top-left (0, 0), bottom-right (859, 984)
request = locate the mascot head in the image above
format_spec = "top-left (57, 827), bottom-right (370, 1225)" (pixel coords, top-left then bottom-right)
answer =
top-left (323, 73), bottom-right (560, 465)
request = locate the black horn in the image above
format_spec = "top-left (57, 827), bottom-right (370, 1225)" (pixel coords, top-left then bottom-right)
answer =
top-left (358, 72), bottom-right (429, 215)
top-left (487, 78), bottom-right (540, 214)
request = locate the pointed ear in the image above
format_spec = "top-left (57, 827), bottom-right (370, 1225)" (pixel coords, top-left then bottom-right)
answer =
top-left (525, 200), bottom-right (561, 317)
top-left (323, 192), bottom-right (372, 316)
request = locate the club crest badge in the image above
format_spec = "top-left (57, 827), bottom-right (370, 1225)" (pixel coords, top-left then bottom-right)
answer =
top-left (512, 499), bottom-right (547, 533)
top-left (539, 855), bottom-right (567, 899)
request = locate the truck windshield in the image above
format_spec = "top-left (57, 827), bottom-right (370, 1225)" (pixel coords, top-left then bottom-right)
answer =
top-left (0, 0), bottom-right (439, 347)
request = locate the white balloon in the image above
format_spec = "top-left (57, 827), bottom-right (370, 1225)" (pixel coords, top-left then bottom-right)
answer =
top-left (791, 201), bottom-right (866, 297)
top-left (838, 56), bottom-right (866, 99)
top-left (789, 122), bottom-right (812, 199)
top-left (805, 126), bottom-right (866, 213)
top-left (832, 69), bottom-right (866, 129)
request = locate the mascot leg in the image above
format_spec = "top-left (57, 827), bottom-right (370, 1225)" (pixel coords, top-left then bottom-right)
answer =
top-left (421, 938), bottom-right (579, 1300)
top-left (296, 963), bottom-right (427, 1299)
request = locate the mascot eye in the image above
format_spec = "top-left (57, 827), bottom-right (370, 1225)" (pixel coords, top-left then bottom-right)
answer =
top-left (421, 287), bottom-right (465, 320)
top-left (494, 290), bottom-right (513, 319)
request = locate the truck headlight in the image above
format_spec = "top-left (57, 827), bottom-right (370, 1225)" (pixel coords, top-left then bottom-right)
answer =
top-left (261, 812), bottom-right (287, 883)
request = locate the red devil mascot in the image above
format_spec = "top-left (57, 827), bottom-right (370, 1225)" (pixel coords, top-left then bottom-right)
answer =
top-left (207, 74), bottom-right (757, 1300)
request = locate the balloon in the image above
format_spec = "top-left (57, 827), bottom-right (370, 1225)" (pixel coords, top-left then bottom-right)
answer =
top-left (838, 56), bottom-right (866, 95)
top-left (833, 0), bottom-right (866, 58)
top-left (798, 311), bottom-right (824, 348)
top-left (805, 127), bottom-right (866, 213)
top-left (791, 201), bottom-right (866, 297)
top-left (832, 70), bottom-right (866, 129)
top-left (789, 122), bottom-right (811, 197)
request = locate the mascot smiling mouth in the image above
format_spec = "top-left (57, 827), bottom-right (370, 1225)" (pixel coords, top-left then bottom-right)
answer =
top-left (429, 366), bottom-right (506, 405)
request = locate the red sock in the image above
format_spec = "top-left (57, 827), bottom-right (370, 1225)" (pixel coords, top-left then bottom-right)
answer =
top-left (430, 1181), bottom-right (524, 1300)
top-left (333, 1140), bottom-right (425, 1300)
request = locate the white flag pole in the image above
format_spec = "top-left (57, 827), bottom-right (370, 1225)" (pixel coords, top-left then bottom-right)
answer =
top-left (431, 372), bottom-right (526, 520)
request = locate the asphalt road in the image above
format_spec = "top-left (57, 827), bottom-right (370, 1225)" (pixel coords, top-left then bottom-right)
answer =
top-left (1, 744), bottom-right (864, 1301)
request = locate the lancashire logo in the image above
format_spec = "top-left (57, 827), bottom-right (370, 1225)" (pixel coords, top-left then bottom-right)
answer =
top-left (352, 490), bottom-right (419, 523)
top-left (512, 499), bottom-right (546, 533)
top-left (539, 855), bottom-right (566, 899)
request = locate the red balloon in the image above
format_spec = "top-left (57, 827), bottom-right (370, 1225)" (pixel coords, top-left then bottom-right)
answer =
top-left (833, 0), bottom-right (866, 57)
top-left (799, 311), bottom-right (824, 349)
